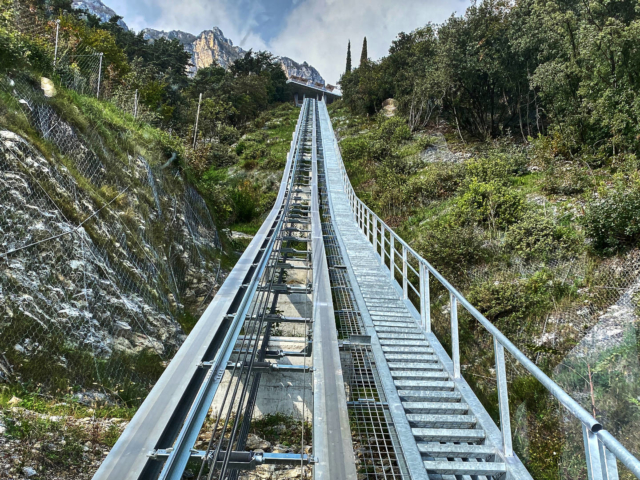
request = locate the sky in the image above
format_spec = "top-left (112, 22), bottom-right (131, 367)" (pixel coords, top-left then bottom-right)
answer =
top-left (105, 0), bottom-right (470, 85)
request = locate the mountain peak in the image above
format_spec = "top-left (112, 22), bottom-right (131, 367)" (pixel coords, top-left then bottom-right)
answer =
top-left (70, 1), bottom-right (326, 84)
top-left (72, 0), bottom-right (128, 31)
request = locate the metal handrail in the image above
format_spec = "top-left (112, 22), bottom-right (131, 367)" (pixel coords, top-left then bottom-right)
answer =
top-left (320, 101), bottom-right (639, 480)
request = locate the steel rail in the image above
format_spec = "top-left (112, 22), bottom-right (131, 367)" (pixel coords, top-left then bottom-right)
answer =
top-left (159, 99), bottom-right (313, 480)
top-left (212, 101), bottom-right (315, 479)
top-left (319, 100), bottom-right (640, 480)
top-left (310, 101), bottom-right (358, 480)
top-left (93, 103), bottom-right (307, 480)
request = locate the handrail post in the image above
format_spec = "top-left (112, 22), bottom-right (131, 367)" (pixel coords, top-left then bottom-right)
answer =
top-left (451, 293), bottom-right (460, 378)
top-left (402, 246), bottom-right (408, 299)
top-left (420, 264), bottom-right (430, 332)
top-left (380, 225), bottom-right (386, 267)
top-left (390, 236), bottom-right (395, 280)
top-left (367, 210), bottom-right (372, 242)
top-left (494, 337), bottom-right (513, 456)
top-left (599, 440), bottom-right (620, 480)
top-left (373, 216), bottom-right (378, 256)
top-left (584, 425), bottom-right (605, 480)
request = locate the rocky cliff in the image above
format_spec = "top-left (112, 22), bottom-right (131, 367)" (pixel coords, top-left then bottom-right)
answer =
top-left (143, 27), bottom-right (246, 75)
top-left (71, 0), bottom-right (326, 82)
top-left (72, 0), bottom-right (129, 31)
top-left (143, 27), bottom-right (326, 83)
top-left (278, 57), bottom-right (325, 85)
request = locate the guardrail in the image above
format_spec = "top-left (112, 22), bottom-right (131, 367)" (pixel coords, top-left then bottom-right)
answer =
top-left (321, 102), bottom-right (640, 480)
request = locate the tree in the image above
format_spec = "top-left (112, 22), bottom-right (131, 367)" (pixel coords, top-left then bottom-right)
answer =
top-left (346, 40), bottom-right (352, 73)
top-left (360, 37), bottom-right (368, 66)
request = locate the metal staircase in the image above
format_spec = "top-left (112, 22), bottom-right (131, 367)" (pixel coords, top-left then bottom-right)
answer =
top-left (94, 98), bottom-right (640, 480)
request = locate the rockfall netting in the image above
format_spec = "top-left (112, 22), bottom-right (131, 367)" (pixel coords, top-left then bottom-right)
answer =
top-left (0, 73), bottom-right (222, 406)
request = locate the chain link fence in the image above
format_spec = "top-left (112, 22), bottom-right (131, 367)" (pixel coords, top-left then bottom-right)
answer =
top-left (0, 5), bottom-right (223, 406)
top-left (12, 0), bottom-right (157, 122)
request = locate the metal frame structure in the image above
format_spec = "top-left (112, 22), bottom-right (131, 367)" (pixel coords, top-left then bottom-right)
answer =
top-left (318, 100), bottom-right (640, 480)
top-left (92, 97), bottom-right (640, 480)
top-left (310, 101), bottom-right (359, 480)
top-left (94, 102), bottom-right (313, 480)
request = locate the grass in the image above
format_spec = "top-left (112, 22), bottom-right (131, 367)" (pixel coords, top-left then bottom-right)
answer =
top-left (250, 413), bottom-right (311, 448)
top-left (0, 386), bottom-right (136, 419)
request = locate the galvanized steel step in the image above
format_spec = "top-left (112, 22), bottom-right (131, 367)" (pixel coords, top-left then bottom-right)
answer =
top-left (423, 460), bottom-right (506, 476)
top-left (382, 346), bottom-right (434, 353)
top-left (406, 413), bottom-right (477, 428)
top-left (394, 380), bottom-right (455, 391)
top-left (391, 371), bottom-right (450, 381)
top-left (417, 443), bottom-right (496, 459)
top-left (387, 362), bottom-right (443, 371)
top-left (385, 354), bottom-right (439, 362)
top-left (412, 428), bottom-right (486, 443)
top-left (398, 390), bottom-right (462, 402)
top-left (402, 402), bottom-right (469, 415)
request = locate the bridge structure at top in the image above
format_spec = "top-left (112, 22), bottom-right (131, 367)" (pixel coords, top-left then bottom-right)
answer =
top-left (94, 99), bottom-right (640, 480)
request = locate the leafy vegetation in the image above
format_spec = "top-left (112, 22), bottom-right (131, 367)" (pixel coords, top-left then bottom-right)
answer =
top-left (330, 65), bottom-right (640, 476)
top-left (341, 0), bottom-right (640, 157)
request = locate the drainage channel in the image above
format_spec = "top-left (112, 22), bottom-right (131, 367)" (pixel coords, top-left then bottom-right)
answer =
top-left (314, 103), bottom-right (410, 480)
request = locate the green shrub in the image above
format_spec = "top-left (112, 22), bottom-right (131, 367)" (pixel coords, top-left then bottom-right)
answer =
top-left (407, 162), bottom-right (465, 205)
top-left (218, 125), bottom-right (240, 145)
top-left (415, 217), bottom-right (488, 284)
top-left (455, 180), bottom-right (525, 229)
top-left (465, 153), bottom-right (528, 185)
top-left (467, 270), bottom-right (564, 334)
top-left (208, 143), bottom-right (236, 167)
top-left (391, 124), bottom-right (412, 144)
top-left (341, 135), bottom-right (373, 163)
top-left (583, 189), bottom-right (640, 255)
top-left (378, 116), bottom-right (410, 144)
top-left (540, 163), bottom-right (592, 195)
top-left (505, 212), bottom-right (579, 261)
top-left (230, 181), bottom-right (261, 223)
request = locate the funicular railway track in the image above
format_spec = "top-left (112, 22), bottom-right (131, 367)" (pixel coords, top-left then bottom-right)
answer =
top-left (94, 99), bottom-right (640, 480)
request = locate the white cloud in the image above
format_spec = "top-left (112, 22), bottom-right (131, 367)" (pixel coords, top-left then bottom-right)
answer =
top-left (107, 0), bottom-right (269, 50)
top-left (267, 0), bottom-right (469, 85)
top-left (104, 0), bottom-right (469, 84)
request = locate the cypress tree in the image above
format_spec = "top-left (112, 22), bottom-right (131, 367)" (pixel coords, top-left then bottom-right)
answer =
top-left (346, 40), bottom-right (352, 73)
top-left (360, 37), bottom-right (368, 65)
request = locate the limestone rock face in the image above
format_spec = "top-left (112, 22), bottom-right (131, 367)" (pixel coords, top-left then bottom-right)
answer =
top-left (142, 27), bottom-right (326, 83)
top-left (191, 28), bottom-right (246, 73)
top-left (70, 0), bottom-right (326, 83)
top-left (141, 28), bottom-right (197, 46)
top-left (278, 57), bottom-right (325, 85)
top-left (71, 0), bottom-right (128, 31)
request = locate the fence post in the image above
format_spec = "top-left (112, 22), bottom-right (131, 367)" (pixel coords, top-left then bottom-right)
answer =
top-left (53, 20), bottom-right (60, 70)
top-left (420, 264), bottom-right (430, 332)
top-left (193, 92), bottom-right (202, 149)
top-left (402, 246), bottom-right (408, 299)
top-left (134, 89), bottom-right (139, 119)
top-left (494, 337), bottom-right (513, 456)
top-left (96, 53), bottom-right (103, 99)
top-left (451, 293), bottom-right (460, 378)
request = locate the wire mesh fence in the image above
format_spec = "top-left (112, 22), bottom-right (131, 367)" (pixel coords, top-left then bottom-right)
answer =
top-left (11, 0), bottom-right (157, 122)
top-left (0, 19), bottom-right (223, 405)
